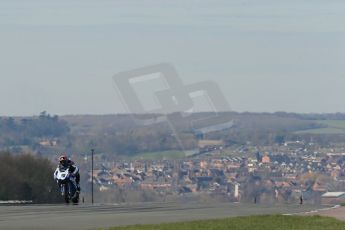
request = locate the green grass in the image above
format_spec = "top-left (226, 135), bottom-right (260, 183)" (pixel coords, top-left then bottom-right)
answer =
top-left (296, 127), bottom-right (345, 134)
top-left (130, 150), bottom-right (187, 160)
top-left (318, 120), bottom-right (345, 129)
top-left (103, 215), bottom-right (345, 230)
top-left (296, 120), bottom-right (345, 134)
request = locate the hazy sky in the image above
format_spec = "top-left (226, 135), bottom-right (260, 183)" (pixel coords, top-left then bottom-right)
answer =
top-left (0, 0), bottom-right (345, 116)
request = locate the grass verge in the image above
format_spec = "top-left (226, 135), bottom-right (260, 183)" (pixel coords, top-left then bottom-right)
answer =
top-left (102, 215), bottom-right (345, 230)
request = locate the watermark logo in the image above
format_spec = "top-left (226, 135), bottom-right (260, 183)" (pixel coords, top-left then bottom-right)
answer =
top-left (113, 63), bottom-right (233, 153)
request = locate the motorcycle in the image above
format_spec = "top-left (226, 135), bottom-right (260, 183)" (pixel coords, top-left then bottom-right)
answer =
top-left (54, 166), bottom-right (79, 204)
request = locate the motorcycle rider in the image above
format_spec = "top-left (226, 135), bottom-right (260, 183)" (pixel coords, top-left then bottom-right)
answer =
top-left (56, 154), bottom-right (81, 192)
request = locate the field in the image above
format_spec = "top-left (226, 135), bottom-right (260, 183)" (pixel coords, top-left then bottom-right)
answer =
top-left (296, 127), bottom-right (345, 134)
top-left (104, 215), bottom-right (345, 230)
top-left (130, 150), bottom-right (190, 160)
top-left (296, 120), bottom-right (345, 134)
top-left (318, 120), bottom-right (345, 128)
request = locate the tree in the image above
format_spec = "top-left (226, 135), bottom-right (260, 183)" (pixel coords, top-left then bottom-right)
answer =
top-left (0, 152), bottom-right (61, 203)
top-left (275, 135), bottom-right (285, 145)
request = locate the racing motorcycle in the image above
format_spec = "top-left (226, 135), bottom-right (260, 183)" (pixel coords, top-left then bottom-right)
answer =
top-left (54, 166), bottom-right (79, 204)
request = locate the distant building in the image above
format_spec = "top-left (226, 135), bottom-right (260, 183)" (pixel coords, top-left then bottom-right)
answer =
top-left (234, 183), bottom-right (240, 199)
top-left (200, 160), bottom-right (208, 169)
top-left (321, 192), bottom-right (345, 205)
top-left (39, 139), bottom-right (58, 147)
top-left (262, 155), bottom-right (271, 164)
top-left (284, 141), bottom-right (305, 149)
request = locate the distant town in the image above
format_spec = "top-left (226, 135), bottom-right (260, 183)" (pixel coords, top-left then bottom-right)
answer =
top-left (3, 112), bottom-right (345, 204)
top-left (86, 139), bottom-right (345, 205)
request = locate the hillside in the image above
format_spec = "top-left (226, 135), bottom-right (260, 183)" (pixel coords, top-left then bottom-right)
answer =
top-left (2, 112), bottom-right (345, 157)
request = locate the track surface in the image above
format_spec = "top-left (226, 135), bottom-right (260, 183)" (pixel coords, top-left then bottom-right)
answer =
top-left (0, 202), bottom-right (321, 230)
top-left (305, 206), bottom-right (345, 221)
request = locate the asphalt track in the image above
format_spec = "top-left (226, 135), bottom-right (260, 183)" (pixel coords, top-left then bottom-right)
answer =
top-left (304, 206), bottom-right (345, 221)
top-left (0, 202), bottom-right (322, 230)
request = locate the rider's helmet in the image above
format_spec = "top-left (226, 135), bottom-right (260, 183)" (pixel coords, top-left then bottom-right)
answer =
top-left (59, 154), bottom-right (68, 167)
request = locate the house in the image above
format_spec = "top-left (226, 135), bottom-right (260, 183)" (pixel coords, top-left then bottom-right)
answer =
top-left (284, 141), bottom-right (305, 148)
top-left (321, 192), bottom-right (345, 205)
top-left (39, 139), bottom-right (58, 147)
top-left (262, 155), bottom-right (271, 164)
top-left (200, 160), bottom-right (208, 169)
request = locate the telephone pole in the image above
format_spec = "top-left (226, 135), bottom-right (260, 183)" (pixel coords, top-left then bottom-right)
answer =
top-left (91, 149), bottom-right (94, 204)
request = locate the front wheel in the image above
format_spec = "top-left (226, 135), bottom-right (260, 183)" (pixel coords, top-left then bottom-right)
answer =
top-left (72, 192), bottom-right (79, 204)
top-left (64, 184), bottom-right (70, 204)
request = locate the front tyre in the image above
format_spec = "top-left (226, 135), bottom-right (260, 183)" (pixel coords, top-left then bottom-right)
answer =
top-left (72, 192), bottom-right (79, 204)
top-left (64, 184), bottom-right (70, 204)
